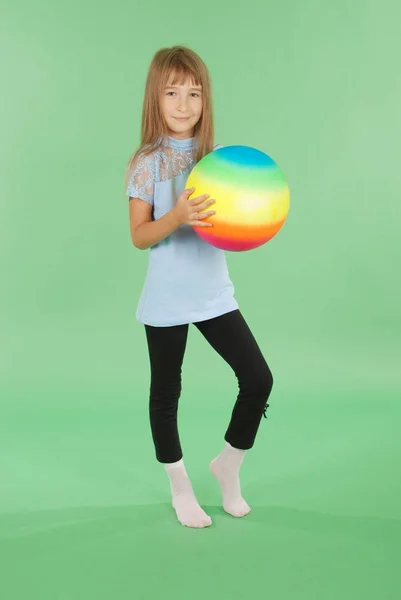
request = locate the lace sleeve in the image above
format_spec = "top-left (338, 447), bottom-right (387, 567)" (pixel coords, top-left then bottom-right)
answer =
top-left (126, 152), bottom-right (155, 204)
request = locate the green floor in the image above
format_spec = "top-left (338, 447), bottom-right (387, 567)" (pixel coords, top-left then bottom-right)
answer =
top-left (1, 384), bottom-right (400, 599)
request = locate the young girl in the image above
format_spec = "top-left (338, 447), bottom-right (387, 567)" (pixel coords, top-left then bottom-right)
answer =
top-left (126, 46), bottom-right (273, 529)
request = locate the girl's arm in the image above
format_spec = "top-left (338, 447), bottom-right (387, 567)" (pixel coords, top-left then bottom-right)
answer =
top-left (129, 197), bottom-right (180, 250)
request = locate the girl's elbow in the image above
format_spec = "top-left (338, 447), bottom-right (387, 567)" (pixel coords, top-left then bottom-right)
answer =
top-left (132, 239), bottom-right (145, 250)
top-left (132, 236), bottom-right (148, 250)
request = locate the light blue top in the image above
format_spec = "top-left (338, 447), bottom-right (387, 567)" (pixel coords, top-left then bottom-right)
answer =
top-left (126, 135), bottom-right (238, 327)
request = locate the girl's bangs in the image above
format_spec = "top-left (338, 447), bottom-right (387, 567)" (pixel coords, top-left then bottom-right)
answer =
top-left (168, 63), bottom-right (201, 87)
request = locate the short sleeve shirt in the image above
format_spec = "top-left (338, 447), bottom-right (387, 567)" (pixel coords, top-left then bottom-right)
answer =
top-left (126, 136), bottom-right (238, 327)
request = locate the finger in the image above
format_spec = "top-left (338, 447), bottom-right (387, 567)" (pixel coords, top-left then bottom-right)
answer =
top-left (184, 187), bottom-right (195, 197)
top-left (194, 221), bottom-right (213, 227)
top-left (197, 211), bottom-right (216, 219)
top-left (192, 208), bottom-right (214, 219)
top-left (198, 200), bottom-right (215, 211)
top-left (192, 194), bottom-right (210, 205)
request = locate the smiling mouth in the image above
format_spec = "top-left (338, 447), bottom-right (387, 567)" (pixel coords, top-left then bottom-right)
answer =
top-left (174, 117), bottom-right (190, 120)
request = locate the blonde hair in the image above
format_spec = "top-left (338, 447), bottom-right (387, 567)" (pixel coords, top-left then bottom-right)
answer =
top-left (125, 45), bottom-right (215, 185)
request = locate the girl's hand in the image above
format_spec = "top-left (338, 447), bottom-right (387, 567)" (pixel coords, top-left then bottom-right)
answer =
top-left (172, 187), bottom-right (216, 228)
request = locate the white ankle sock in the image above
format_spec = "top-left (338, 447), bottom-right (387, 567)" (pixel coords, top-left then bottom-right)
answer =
top-left (210, 441), bottom-right (251, 517)
top-left (164, 458), bottom-right (212, 528)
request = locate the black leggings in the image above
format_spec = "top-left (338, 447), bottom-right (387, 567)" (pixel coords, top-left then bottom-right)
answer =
top-left (144, 309), bottom-right (273, 463)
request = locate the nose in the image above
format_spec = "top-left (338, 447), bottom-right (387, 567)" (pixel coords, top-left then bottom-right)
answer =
top-left (177, 96), bottom-right (188, 112)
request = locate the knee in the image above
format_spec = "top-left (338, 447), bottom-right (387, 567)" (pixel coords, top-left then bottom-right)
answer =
top-left (244, 364), bottom-right (273, 398)
top-left (150, 379), bottom-right (182, 407)
top-left (258, 364), bottom-right (274, 396)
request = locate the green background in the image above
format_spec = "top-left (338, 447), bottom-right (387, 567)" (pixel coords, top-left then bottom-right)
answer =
top-left (1, 0), bottom-right (401, 598)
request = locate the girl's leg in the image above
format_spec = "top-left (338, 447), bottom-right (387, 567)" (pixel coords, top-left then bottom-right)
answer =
top-left (194, 309), bottom-right (273, 448)
top-left (194, 309), bottom-right (273, 517)
top-left (144, 323), bottom-right (212, 528)
top-left (144, 323), bottom-right (189, 464)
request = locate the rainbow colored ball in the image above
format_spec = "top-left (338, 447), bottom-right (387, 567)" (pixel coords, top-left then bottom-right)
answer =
top-left (186, 145), bottom-right (290, 252)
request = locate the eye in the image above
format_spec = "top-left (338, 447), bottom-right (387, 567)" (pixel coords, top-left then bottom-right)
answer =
top-left (166, 91), bottom-right (175, 96)
top-left (191, 93), bottom-right (199, 98)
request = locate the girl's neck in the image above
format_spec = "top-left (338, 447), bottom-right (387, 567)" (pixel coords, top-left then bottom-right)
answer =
top-left (166, 135), bottom-right (195, 151)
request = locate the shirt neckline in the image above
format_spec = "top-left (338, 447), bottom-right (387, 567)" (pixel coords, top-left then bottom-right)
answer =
top-left (167, 136), bottom-right (195, 151)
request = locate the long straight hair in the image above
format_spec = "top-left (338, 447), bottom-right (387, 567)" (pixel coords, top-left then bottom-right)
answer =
top-left (125, 46), bottom-right (215, 185)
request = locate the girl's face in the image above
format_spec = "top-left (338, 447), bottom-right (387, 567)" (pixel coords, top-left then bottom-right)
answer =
top-left (161, 75), bottom-right (203, 140)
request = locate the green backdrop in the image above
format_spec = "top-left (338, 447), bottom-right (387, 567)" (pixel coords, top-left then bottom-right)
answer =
top-left (1, 0), bottom-right (400, 598)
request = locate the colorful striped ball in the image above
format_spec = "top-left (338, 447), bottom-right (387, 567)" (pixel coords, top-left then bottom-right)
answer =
top-left (186, 145), bottom-right (290, 252)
